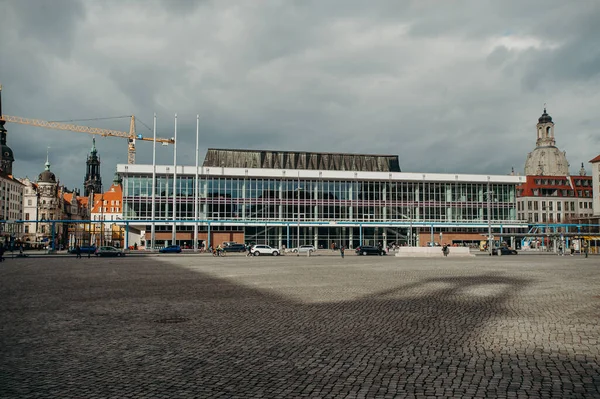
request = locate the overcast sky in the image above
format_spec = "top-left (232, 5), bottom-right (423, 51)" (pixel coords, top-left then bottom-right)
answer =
top-left (1, 0), bottom-right (599, 191)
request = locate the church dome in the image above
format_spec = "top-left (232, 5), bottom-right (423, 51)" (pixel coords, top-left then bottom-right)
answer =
top-left (524, 146), bottom-right (569, 176)
top-left (538, 108), bottom-right (553, 124)
top-left (1, 145), bottom-right (14, 162)
top-left (38, 170), bottom-right (56, 183)
top-left (37, 160), bottom-right (56, 183)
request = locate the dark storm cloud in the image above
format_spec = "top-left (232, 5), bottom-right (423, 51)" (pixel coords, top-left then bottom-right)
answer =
top-left (1, 0), bottom-right (599, 190)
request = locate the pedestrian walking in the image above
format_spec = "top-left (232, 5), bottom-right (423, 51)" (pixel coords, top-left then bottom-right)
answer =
top-left (584, 243), bottom-right (589, 258)
top-left (0, 245), bottom-right (5, 262)
top-left (340, 245), bottom-right (345, 258)
top-left (75, 245), bottom-right (81, 259)
top-left (558, 243), bottom-right (563, 256)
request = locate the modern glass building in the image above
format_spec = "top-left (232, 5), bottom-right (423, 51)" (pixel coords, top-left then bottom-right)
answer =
top-left (117, 149), bottom-right (528, 249)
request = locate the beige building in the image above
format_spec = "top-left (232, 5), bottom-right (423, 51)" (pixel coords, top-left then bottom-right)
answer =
top-left (517, 109), bottom-right (593, 225)
top-left (590, 154), bottom-right (600, 216)
top-left (19, 159), bottom-right (89, 248)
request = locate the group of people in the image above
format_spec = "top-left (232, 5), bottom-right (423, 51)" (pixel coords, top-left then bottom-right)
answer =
top-left (558, 242), bottom-right (589, 258)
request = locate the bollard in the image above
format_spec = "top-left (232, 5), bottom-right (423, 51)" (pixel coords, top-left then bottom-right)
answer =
top-left (497, 248), bottom-right (501, 256)
top-left (307, 250), bottom-right (310, 257)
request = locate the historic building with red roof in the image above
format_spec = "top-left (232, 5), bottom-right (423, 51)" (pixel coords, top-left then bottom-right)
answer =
top-left (88, 171), bottom-right (124, 247)
top-left (590, 154), bottom-right (600, 218)
top-left (516, 109), bottom-right (593, 225)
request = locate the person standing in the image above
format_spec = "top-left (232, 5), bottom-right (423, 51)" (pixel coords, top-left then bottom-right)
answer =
top-left (340, 245), bottom-right (345, 259)
top-left (584, 242), bottom-right (589, 258)
top-left (75, 245), bottom-right (81, 259)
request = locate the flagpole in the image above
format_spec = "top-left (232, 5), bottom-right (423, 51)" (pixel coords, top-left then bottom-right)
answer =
top-left (150, 113), bottom-right (157, 251)
top-left (172, 113), bottom-right (177, 245)
top-left (194, 114), bottom-right (199, 252)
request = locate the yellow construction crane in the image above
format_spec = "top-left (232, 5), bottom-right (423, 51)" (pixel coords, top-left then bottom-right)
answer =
top-left (0, 114), bottom-right (175, 164)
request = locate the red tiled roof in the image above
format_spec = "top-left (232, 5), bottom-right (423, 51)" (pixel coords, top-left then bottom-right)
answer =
top-left (91, 184), bottom-right (123, 214)
top-left (590, 154), bottom-right (600, 163)
top-left (517, 175), bottom-right (592, 197)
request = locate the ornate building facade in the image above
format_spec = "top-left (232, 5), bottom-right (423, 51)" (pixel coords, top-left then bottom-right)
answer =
top-left (20, 158), bottom-right (89, 248)
top-left (517, 109), bottom-right (593, 225)
top-left (89, 170), bottom-right (125, 247)
top-left (0, 85), bottom-right (24, 242)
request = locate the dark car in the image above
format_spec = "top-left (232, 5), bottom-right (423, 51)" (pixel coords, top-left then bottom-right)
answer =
top-left (492, 247), bottom-right (518, 255)
top-left (355, 245), bottom-right (386, 256)
top-left (159, 245), bottom-right (182, 254)
top-left (69, 245), bottom-right (96, 254)
top-left (223, 244), bottom-right (246, 252)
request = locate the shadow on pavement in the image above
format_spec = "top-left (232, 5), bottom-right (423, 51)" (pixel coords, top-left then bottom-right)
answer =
top-left (1, 257), bottom-right (599, 398)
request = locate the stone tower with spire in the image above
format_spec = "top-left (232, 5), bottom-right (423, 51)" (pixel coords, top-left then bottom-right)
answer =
top-left (524, 108), bottom-right (570, 176)
top-left (0, 85), bottom-right (15, 176)
top-left (84, 138), bottom-right (102, 196)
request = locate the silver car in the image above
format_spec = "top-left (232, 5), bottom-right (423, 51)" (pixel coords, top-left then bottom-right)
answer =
top-left (292, 245), bottom-right (316, 253)
top-left (95, 246), bottom-right (125, 257)
top-left (250, 245), bottom-right (280, 256)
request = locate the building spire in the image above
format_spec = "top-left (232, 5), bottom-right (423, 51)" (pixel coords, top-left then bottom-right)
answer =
top-left (45, 146), bottom-right (51, 170)
top-left (579, 162), bottom-right (586, 176)
top-left (91, 137), bottom-right (97, 154)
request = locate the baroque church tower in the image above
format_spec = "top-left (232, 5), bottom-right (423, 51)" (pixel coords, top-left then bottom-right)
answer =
top-left (84, 138), bottom-right (102, 196)
top-left (0, 85), bottom-right (15, 176)
top-left (524, 108), bottom-right (570, 176)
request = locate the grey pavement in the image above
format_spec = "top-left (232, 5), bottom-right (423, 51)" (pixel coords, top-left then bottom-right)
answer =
top-left (1, 255), bottom-right (599, 398)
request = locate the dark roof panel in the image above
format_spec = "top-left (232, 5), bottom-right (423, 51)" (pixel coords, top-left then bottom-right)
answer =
top-left (203, 149), bottom-right (401, 172)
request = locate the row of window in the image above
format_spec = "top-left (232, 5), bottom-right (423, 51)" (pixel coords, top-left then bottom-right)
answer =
top-left (124, 176), bottom-right (517, 203)
top-left (532, 179), bottom-right (591, 187)
top-left (518, 200), bottom-right (593, 212)
top-left (123, 199), bottom-right (516, 222)
top-left (519, 212), bottom-right (596, 223)
top-left (524, 188), bottom-right (592, 197)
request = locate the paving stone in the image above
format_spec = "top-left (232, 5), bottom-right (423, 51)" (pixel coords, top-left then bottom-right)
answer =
top-left (0, 255), bottom-right (599, 398)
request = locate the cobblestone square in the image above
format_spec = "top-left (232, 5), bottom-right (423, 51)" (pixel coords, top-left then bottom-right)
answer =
top-left (1, 254), bottom-right (599, 398)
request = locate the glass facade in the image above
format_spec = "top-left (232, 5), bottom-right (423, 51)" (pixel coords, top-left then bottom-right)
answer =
top-left (123, 174), bottom-right (517, 223)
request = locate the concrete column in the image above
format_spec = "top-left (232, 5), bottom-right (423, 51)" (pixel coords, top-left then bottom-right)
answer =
top-left (349, 184), bottom-right (353, 220)
top-left (382, 184), bottom-right (387, 221)
top-left (242, 180), bottom-right (246, 219)
top-left (278, 226), bottom-right (282, 250)
top-left (314, 183), bottom-right (318, 221)
top-left (202, 179), bottom-right (208, 218)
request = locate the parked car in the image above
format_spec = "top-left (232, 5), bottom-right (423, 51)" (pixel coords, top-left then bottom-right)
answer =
top-left (250, 244), bottom-right (280, 256)
top-left (159, 245), bottom-right (182, 254)
top-left (492, 247), bottom-right (518, 255)
top-left (292, 245), bottom-right (316, 253)
top-left (222, 241), bottom-right (238, 247)
top-left (223, 244), bottom-right (247, 252)
top-left (95, 246), bottom-right (125, 257)
top-left (69, 245), bottom-right (96, 254)
top-left (355, 245), bottom-right (386, 256)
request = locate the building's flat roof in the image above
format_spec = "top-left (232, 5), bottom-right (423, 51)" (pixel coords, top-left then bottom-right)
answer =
top-left (117, 164), bottom-right (525, 184)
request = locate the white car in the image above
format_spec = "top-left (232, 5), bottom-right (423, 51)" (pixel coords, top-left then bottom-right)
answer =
top-left (251, 245), bottom-right (280, 256)
top-left (292, 245), bottom-right (316, 253)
